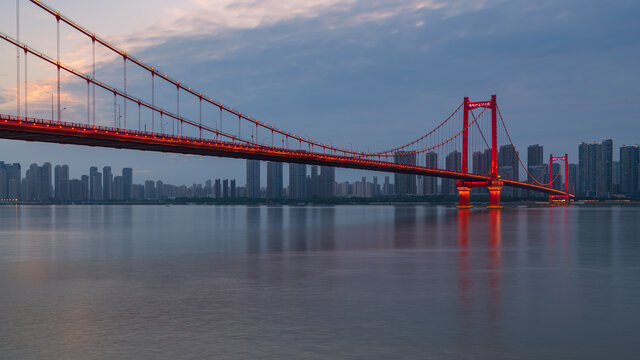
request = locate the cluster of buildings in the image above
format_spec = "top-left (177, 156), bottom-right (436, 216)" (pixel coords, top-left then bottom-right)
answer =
top-left (247, 160), bottom-right (336, 199)
top-left (577, 140), bottom-right (639, 198)
top-left (1, 139), bottom-right (638, 203)
top-left (0, 162), bottom-right (240, 202)
top-left (0, 162), bottom-right (135, 202)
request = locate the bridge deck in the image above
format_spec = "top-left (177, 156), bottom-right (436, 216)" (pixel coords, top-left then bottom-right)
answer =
top-left (0, 115), bottom-right (571, 197)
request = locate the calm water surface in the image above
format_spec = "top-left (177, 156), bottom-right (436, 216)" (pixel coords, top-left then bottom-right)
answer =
top-left (1, 205), bottom-right (639, 359)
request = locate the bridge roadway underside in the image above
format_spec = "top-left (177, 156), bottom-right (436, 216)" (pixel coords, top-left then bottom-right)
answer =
top-left (0, 117), bottom-right (569, 197)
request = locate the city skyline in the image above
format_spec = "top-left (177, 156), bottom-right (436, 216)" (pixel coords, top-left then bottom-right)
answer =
top-left (2, 136), bottom-right (638, 201)
top-left (0, 0), bottom-right (638, 184)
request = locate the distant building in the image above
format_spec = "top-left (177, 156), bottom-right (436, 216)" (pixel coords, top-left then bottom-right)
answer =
top-left (620, 145), bottom-right (639, 198)
top-left (443, 151), bottom-right (461, 195)
top-left (568, 164), bottom-right (578, 195)
top-left (103, 166), bottom-right (113, 200)
top-left (288, 163), bottom-right (307, 199)
top-left (246, 159), bottom-right (261, 198)
top-left (214, 179), bottom-right (221, 198)
top-left (122, 168), bottom-right (133, 200)
top-left (498, 145), bottom-right (519, 197)
top-left (144, 180), bottom-right (156, 200)
top-left (54, 164), bottom-right (69, 201)
top-left (113, 176), bottom-right (124, 200)
top-left (424, 151), bottom-right (438, 195)
top-left (612, 161), bottom-right (620, 194)
top-left (578, 142), bottom-right (602, 197)
top-left (90, 167), bottom-right (103, 201)
top-left (70, 179), bottom-right (86, 201)
top-left (319, 166), bottom-right (335, 198)
top-left (601, 139), bottom-right (613, 197)
top-left (394, 151), bottom-right (416, 195)
top-left (267, 162), bottom-right (283, 199)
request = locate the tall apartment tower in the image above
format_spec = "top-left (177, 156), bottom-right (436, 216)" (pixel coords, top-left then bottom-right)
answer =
top-left (601, 139), bottom-right (613, 196)
top-left (578, 142), bottom-right (602, 197)
top-left (443, 151), bottom-right (461, 195)
top-left (246, 159), bottom-right (261, 198)
top-left (122, 168), bottom-right (133, 200)
top-left (267, 161), bottom-right (283, 199)
top-left (394, 151), bottom-right (417, 195)
top-left (214, 179), bottom-right (222, 198)
top-left (103, 166), bottom-right (113, 200)
top-left (424, 151), bottom-right (438, 195)
top-left (288, 163), bottom-right (307, 199)
top-left (620, 145), bottom-right (639, 198)
top-left (319, 166), bottom-right (335, 198)
top-left (54, 164), bottom-right (70, 201)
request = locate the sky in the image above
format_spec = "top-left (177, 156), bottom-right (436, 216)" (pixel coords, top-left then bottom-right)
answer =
top-left (0, 0), bottom-right (639, 185)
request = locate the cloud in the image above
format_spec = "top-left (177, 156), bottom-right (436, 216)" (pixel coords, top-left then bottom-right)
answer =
top-left (118, 0), bottom-right (483, 53)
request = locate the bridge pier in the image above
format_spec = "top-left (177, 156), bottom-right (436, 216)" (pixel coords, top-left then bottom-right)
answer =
top-left (487, 180), bottom-right (503, 209)
top-left (456, 185), bottom-right (473, 209)
top-left (457, 180), bottom-right (503, 209)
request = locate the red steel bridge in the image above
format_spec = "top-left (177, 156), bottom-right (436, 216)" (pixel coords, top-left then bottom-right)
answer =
top-left (0, 0), bottom-right (573, 208)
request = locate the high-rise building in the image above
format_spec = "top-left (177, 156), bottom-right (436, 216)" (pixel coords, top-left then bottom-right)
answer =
top-left (601, 139), bottom-right (613, 196)
top-left (527, 144), bottom-right (544, 191)
top-left (498, 145), bottom-right (520, 181)
top-left (568, 164), bottom-right (578, 195)
top-left (0, 162), bottom-right (7, 200)
top-left (41, 162), bottom-right (52, 201)
top-left (90, 167), bottom-right (103, 201)
top-left (267, 162), bottom-right (283, 199)
top-left (230, 180), bottom-right (236, 197)
top-left (394, 151), bottom-right (416, 195)
top-left (424, 151), bottom-right (438, 195)
top-left (122, 168), bottom-right (133, 200)
top-left (223, 179), bottom-right (229, 198)
top-left (26, 163), bottom-right (39, 201)
top-left (156, 180), bottom-right (164, 200)
top-left (81, 175), bottom-right (89, 201)
top-left (288, 163), bottom-right (307, 199)
top-left (612, 161), bottom-right (620, 194)
top-left (144, 180), bottom-right (156, 200)
top-left (54, 164), bottom-right (69, 201)
top-left (620, 145), bottom-right (639, 198)
top-left (103, 166), bottom-right (113, 200)
top-left (70, 179), bottom-right (86, 201)
top-left (113, 176), bottom-right (124, 200)
top-left (383, 176), bottom-right (392, 196)
top-left (89, 167), bottom-right (98, 201)
top-left (580, 142), bottom-right (603, 197)
top-left (246, 159), bottom-right (261, 198)
top-left (308, 166), bottom-right (320, 198)
top-left (319, 166), bottom-right (335, 198)
top-left (527, 145), bottom-right (544, 167)
top-left (7, 163), bottom-right (20, 200)
top-left (443, 151), bottom-right (461, 195)
top-left (205, 180), bottom-right (212, 197)
top-left (214, 179), bottom-right (221, 198)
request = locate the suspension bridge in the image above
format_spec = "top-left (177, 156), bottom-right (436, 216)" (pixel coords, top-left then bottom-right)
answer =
top-left (0, 0), bottom-right (573, 208)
